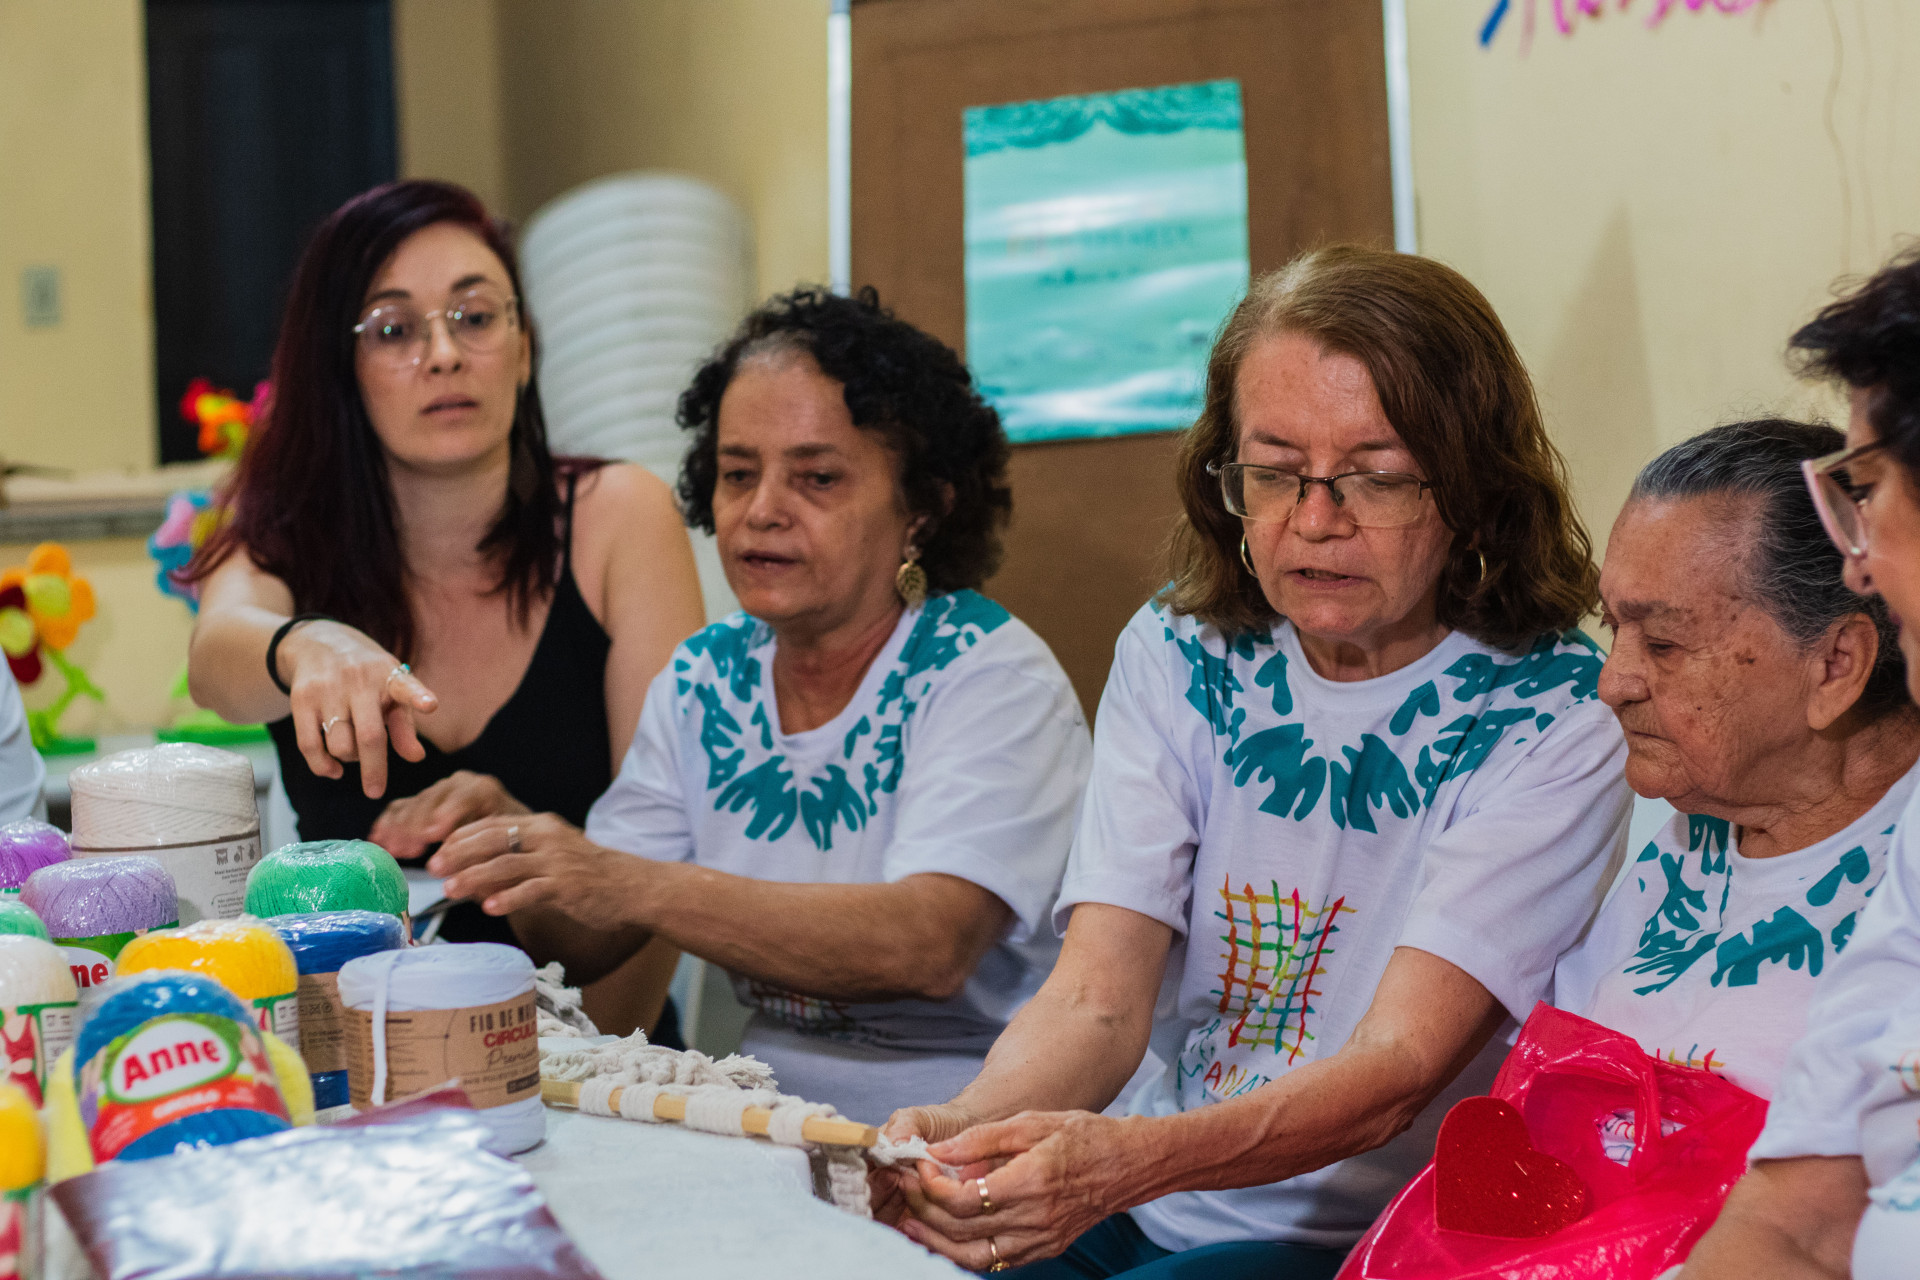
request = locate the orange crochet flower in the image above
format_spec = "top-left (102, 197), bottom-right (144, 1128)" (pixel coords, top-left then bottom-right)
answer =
top-left (0, 543), bottom-right (96, 655)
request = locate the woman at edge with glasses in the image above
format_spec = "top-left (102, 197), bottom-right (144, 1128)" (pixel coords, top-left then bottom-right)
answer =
top-left (1683, 252), bottom-right (1920, 1280)
top-left (878, 246), bottom-right (1631, 1278)
top-left (182, 181), bottom-right (704, 1038)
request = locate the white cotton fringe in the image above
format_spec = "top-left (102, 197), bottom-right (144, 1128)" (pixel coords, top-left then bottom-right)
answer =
top-left (542, 1029), bottom-right (960, 1217)
top-left (68, 743), bottom-right (259, 847)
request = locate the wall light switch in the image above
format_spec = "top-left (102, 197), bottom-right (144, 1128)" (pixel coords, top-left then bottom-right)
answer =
top-left (21, 266), bottom-right (60, 328)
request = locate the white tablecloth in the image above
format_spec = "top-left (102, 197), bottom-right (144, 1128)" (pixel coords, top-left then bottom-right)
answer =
top-left (45, 1108), bottom-right (963, 1280)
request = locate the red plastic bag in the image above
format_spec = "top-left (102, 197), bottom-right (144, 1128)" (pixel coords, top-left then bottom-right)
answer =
top-left (1337, 1004), bottom-right (1767, 1280)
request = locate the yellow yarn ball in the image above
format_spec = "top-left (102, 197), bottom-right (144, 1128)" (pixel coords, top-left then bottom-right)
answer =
top-left (0, 1081), bottom-right (43, 1191)
top-left (115, 916), bottom-right (297, 1001)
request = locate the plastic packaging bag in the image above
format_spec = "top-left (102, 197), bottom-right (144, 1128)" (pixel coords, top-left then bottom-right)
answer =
top-left (51, 1104), bottom-right (601, 1279)
top-left (1337, 1004), bottom-right (1767, 1280)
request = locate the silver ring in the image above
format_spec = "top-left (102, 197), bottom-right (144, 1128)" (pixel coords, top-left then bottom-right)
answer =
top-left (386, 662), bottom-right (411, 685)
top-left (320, 716), bottom-right (343, 735)
top-left (507, 824), bottom-right (522, 854)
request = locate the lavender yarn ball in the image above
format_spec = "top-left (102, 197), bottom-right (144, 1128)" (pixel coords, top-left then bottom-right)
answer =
top-left (0, 820), bottom-right (71, 892)
top-left (21, 856), bottom-right (179, 938)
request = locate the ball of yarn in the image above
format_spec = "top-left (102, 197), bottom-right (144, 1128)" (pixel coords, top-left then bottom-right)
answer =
top-left (67, 743), bottom-right (258, 849)
top-left (0, 898), bottom-right (48, 940)
top-left (116, 917), bottom-right (297, 1002)
top-left (0, 819), bottom-right (70, 892)
top-left (73, 970), bottom-right (288, 1160)
top-left (21, 856), bottom-right (178, 938)
top-left (0, 933), bottom-right (78, 1006)
top-left (0, 1081), bottom-right (42, 1192)
top-left (245, 840), bottom-right (408, 918)
top-left (269, 910), bottom-right (408, 976)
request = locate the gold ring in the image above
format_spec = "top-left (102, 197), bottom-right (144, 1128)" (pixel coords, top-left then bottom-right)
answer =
top-left (987, 1236), bottom-right (1007, 1272)
top-left (507, 825), bottom-right (522, 854)
top-left (976, 1178), bottom-right (995, 1215)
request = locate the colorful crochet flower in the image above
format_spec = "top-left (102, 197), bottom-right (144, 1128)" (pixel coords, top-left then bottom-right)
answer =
top-left (178, 377), bottom-right (267, 460)
top-left (0, 545), bottom-right (94, 685)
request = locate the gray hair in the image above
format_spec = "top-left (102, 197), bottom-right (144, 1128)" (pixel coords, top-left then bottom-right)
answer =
top-left (1630, 419), bottom-right (1908, 719)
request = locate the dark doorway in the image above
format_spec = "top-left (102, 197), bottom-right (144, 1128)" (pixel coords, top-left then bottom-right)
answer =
top-left (147, 0), bottom-right (396, 463)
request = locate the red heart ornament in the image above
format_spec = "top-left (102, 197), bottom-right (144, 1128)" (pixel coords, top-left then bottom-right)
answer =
top-left (1434, 1096), bottom-right (1591, 1238)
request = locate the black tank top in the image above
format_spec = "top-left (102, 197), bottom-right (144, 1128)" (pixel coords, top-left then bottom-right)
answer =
top-left (268, 476), bottom-right (612, 944)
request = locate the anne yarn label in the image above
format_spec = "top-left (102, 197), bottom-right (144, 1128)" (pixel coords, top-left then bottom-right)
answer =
top-left (77, 1012), bottom-right (288, 1162)
top-left (1, 1001), bottom-right (75, 1109)
top-left (1, 1185), bottom-right (35, 1280)
top-left (73, 831), bottom-right (262, 925)
top-left (252, 992), bottom-right (300, 1053)
top-left (297, 972), bottom-right (347, 1075)
top-left (344, 992), bottom-right (539, 1110)
top-left (54, 925), bottom-right (175, 991)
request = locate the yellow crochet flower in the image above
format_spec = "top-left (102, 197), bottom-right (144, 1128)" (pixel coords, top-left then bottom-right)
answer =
top-left (0, 543), bottom-right (96, 652)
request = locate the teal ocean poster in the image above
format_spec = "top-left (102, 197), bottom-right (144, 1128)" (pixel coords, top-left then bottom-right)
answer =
top-left (962, 80), bottom-right (1250, 444)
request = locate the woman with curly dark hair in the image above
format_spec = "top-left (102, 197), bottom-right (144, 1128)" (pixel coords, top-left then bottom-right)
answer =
top-left (431, 287), bottom-right (1091, 1119)
top-left (882, 247), bottom-right (1631, 1278)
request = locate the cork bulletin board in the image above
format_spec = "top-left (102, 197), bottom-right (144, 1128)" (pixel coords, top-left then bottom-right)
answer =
top-left (851, 0), bottom-right (1395, 716)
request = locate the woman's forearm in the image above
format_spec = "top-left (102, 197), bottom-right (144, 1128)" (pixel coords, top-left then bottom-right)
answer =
top-left (626, 859), bottom-right (1009, 1003)
top-left (188, 603), bottom-right (295, 724)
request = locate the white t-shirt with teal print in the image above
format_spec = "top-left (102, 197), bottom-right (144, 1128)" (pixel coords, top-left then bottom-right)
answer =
top-left (584, 590), bottom-right (1090, 1111)
top-left (1056, 601), bottom-right (1631, 1253)
top-left (1554, 767), bottom-right (1915, 1101)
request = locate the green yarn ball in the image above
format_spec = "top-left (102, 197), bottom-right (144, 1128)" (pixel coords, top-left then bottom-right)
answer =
top-left (245, 839), bottom-right (409, 918)
top-left (0, 897), bottom-right (49, 940)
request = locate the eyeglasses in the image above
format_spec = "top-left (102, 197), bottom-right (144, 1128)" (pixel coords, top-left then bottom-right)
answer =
top-left (1802, 440), bottom-right (1890, 558)
top-left (1207, 461), bottom-right (1433, 528)
top-left (352, 286), bottom-right (520, 370)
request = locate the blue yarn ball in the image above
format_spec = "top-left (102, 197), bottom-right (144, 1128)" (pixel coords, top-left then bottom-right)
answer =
top-left (75, 970), bottom-right (291, 1160)
top-left (268, 910), bottom-right (407, 975)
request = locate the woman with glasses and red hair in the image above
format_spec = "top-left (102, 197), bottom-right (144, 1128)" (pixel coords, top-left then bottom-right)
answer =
top-left (182, 180), bottom-right (705, 1037)
top-left (1682, 251), bottom-right (1920, 1280)
top-left (877, 246), bottom-right (1631, 1279)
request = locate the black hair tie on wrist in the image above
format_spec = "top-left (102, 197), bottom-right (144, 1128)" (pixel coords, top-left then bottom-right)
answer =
top-left (266, 614), bottom-right (333, 696)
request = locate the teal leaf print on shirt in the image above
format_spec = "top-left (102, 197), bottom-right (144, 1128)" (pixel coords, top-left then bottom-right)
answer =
top-left (1807, 846), bottom-right (1873, 906)
top-left (693, 684), bottom-right (745, 787)
top-left (1224, 724), bottom-right (1327, 819)
top-left (1172, 620), bottom-right (1599, 830)
top-left (801, 764), bottom-right (869, 849)
top-left (1444, 631), bottom-right (1603, 703)
top-left (1330, 735), bottom-right (1419, 832)
top-left (684, 616), bottom-right (766, 702)
top-left (1711, 907), bottom-right (1824, 986)
top-left (717, 756), bottom-right (798, 840)
top-left (1390, 682), bottom-right (1440, 735)
top-left (688, 590), bottom-right (1010, 851)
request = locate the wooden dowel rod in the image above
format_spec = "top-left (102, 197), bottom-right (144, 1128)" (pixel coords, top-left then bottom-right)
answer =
top-left (540, 1078), bottom-right (878, 1148)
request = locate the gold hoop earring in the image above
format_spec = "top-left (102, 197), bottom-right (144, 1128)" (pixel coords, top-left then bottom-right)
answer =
top-left (896, 545), bottom-right (928, 609)
top-left (1240, 535), bottom-right (1256, 575)
top-left (1470, 549), bottom-right (1488, 585)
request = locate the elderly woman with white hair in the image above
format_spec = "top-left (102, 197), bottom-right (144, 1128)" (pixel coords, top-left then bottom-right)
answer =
top-left (1556, 419), bottom-right (1920, 1114)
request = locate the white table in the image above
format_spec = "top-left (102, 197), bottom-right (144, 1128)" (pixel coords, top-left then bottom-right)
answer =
top-left (524, 1109), bottom-right (963, 1279)
top-left (45, 1107), bottom-right (963, 1280)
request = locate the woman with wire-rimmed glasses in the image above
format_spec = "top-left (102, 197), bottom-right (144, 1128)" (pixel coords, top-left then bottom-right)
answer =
top-left (877, 245), bottom-right (1631, 1279)
top-left (1683, 250), bottom-right (1920, 1280)
top-left (181, 180), bottom-right (704, 1040)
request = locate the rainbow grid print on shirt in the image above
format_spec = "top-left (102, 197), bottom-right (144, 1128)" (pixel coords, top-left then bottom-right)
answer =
top-left (1210, 877), bottom-right (1355, 1064)
top-left (740, 979), bottom-right (860, 1037)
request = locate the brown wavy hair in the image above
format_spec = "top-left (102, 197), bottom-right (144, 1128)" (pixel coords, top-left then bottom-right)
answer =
top-left (1162, 245), bottom-right (1598, 648)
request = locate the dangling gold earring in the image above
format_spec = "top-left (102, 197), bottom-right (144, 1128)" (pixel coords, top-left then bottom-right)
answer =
top-left (896, 545), bottom-right (928, 609)
top-left (1240, 535), bottom-right (1256, 575)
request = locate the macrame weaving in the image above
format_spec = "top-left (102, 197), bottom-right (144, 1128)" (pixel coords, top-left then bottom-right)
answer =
top-left (541, 1019), bottom-right (959, 1217)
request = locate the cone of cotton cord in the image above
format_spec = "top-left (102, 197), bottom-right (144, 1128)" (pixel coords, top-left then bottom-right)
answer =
top-left (338, 943), bottom-right (542, 1153)
top-left (0, 934), bottom-right (77, 1108)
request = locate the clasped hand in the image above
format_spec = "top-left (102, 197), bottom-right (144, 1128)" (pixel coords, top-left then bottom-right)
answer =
top-left (878, 1105), bottom-right (1134, 1272)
